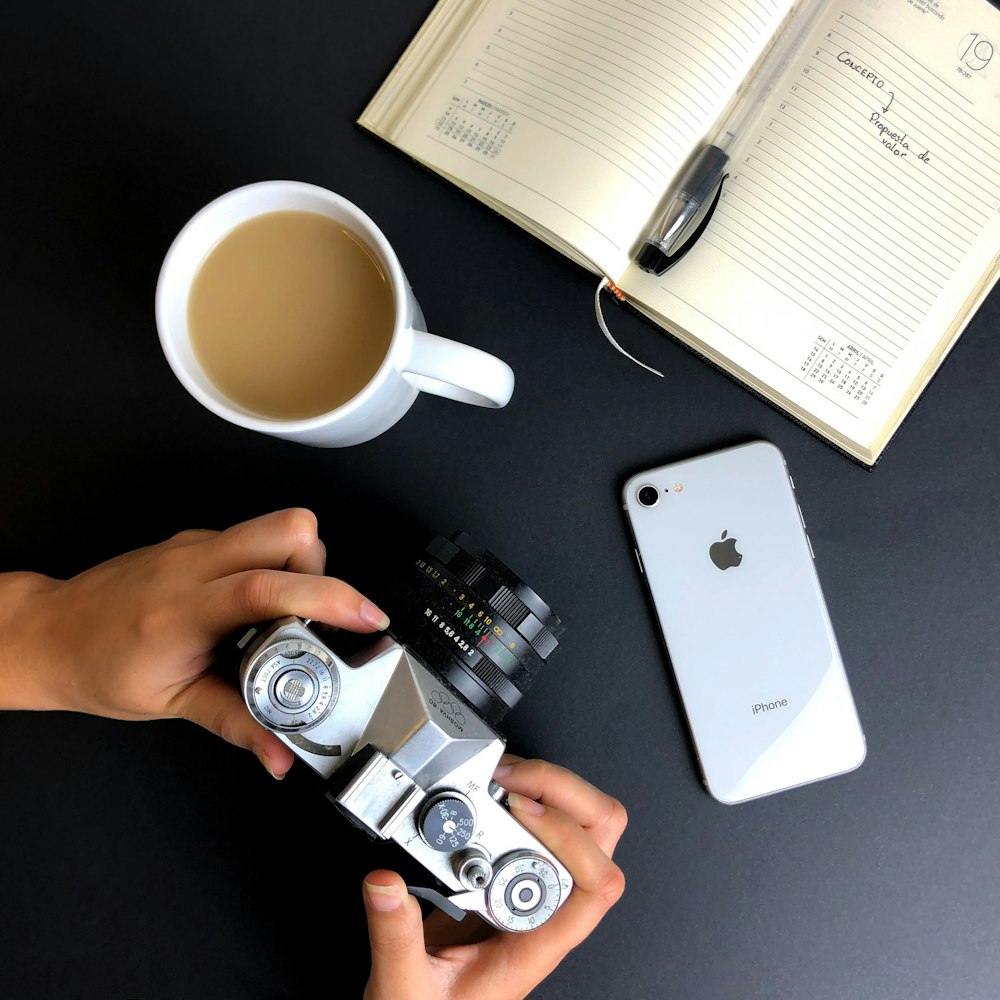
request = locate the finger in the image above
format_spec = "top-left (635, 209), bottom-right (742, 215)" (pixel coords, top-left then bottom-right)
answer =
top-left (362, 871), bottom-right (435, 1000)
top-left (198, 508), bottom-right (327, 578)
top-left (423, 908), bottom-right (495, 949)
top-left (168, 674), bottom-right (295, 778)
top-left (493, 758), bottom-right (628, 856)
top-left (479, 796), bottom-right (626, 987)
top-left (197, 570), bottom-right (390, 636)
top-left (506, 794), bottom-right (625, 903)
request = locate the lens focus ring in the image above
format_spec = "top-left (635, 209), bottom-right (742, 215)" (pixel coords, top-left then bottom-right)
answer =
top-left (426, 533), bottom-right (563, 646)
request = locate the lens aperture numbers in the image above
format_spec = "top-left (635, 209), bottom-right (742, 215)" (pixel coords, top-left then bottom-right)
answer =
top-left (385, 533), bottom-right (564, 727)
top-left (413, 557), bottom-right (535, 668)
top-left (422, 606), bottom-right (476, 657)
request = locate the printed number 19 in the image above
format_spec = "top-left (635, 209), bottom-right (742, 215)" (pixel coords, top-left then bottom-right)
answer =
top-left (960, 32), bottom-right (993, 71)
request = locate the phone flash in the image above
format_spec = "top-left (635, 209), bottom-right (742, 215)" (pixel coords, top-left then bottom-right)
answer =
top-left (673, 483), bottom-right (684, 492)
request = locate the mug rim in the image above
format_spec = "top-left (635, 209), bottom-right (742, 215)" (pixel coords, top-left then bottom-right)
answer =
top-left (155, 179), bottom-right (411, 433)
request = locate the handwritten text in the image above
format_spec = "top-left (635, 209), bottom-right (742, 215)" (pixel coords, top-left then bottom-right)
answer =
top-left (837, 51), bottom-right (890, 91)
top-left (869, 112), bottom-right (931, 164)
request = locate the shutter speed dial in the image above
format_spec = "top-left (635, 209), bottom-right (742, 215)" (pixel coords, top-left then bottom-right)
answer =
top-left (419, 793), bottom-right (476, 853)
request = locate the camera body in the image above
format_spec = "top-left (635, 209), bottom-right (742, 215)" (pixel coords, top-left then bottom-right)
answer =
top-left (239, 614), bottom-right (572, 932)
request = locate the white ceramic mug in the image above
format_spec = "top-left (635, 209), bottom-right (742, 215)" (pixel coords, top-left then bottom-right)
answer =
top-left (155, 181), bottom-right (514, 447)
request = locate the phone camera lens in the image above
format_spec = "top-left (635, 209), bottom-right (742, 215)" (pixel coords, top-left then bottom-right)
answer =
top-left (637, 485), bottom-right (659, 507)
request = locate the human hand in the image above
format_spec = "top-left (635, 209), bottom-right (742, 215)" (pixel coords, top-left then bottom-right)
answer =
top-left (3, 508), bottom-right (389, 777)
top-left (361, 756), bottom-right (627, 1000)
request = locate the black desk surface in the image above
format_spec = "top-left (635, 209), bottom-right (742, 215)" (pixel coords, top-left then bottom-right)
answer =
top-left (2, 4), bottom-right (998, 999)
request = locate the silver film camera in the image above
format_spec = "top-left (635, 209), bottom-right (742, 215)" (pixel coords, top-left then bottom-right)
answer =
top-left (238, 532), bottom-right (571, 932)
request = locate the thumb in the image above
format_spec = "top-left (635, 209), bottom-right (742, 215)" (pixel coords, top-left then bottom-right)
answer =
top-left (168, 673), bottom-right (294, 779)
top-left (363, 871), bottom-right (433, 1000)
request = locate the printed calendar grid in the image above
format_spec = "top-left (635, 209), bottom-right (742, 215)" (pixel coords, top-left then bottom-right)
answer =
top-left (799, 336), bottom-right (885, 407)
top-left (433, 95), bottom-right (516, 158)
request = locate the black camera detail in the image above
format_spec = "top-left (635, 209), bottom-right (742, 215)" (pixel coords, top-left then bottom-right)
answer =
top-left (387, 531), bottom-right (564, 726)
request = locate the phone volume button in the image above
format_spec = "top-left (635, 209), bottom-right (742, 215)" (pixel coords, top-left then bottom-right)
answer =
top-left (806, 534), bottom-right (815, 559)
top-left (797, 503), bottom-right (807, 529)
top-left (633, 548), bottom-right (645, 574)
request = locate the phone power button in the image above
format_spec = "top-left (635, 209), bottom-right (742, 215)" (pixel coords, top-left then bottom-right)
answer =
top-left (634, 548), bottom-right (645, 574)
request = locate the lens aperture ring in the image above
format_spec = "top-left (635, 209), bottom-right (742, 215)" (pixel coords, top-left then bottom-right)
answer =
top-left (392, 573), bottom-right (539, 691)
top-left (383, 531), bottom-right (565, 727)
top-left (450, 532), bottom-right (563, 635)
top-left (409, 555), bottom-right (545, 677)
top-left (425, 535), bottom-right (563, 658)
top-left (388, 600), bottom-right (517, 723)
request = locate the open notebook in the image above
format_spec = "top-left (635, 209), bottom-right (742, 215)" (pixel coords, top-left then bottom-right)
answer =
top-left (361, 0), bottom-right (1000, 464)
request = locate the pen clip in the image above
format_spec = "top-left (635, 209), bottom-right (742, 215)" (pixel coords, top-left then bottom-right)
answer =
top-left (656, 173), bottom-right (728, 273)
top-left (595, 174), bottom-right (728, 378)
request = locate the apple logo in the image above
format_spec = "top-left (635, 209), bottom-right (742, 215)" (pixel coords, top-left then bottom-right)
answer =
top-left (709, 530), bottom-right (742, 570)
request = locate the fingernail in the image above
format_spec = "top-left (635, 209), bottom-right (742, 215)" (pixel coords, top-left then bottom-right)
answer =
top-left (361, 599), bottom-right (390, 631)
top-left (507, 792), bottom-right (544, 816)
top-left (364, 881), bottom-right (402, 912)
top-left (493, 764), bottom-right (512, 779)
top-left (256, 750), bottom-right (285, 780)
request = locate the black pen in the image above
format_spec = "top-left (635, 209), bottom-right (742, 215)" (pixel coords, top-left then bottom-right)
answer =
top-left (636, 0), bottom-right (828, 276)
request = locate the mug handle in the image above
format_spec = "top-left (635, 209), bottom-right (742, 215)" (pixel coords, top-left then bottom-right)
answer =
top-left (402, 331), bottom-right (515, 408)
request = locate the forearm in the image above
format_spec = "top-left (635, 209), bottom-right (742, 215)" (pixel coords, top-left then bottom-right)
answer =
top-left (0, 572), bottom-right (64, 711)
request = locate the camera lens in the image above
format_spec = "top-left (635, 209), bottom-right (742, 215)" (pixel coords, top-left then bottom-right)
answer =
top-left (637, 485), bottom-right (659, 507)
top-left (386, 532), bottom-right (564, 726)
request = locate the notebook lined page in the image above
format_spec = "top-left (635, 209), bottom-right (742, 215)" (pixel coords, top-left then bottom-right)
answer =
top-left (621, 0), bottom-right (1000, 455)
top-left (381, 0), bottom-right (794, 278)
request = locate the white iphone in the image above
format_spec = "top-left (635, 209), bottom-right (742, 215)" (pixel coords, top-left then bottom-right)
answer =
top-left (622, 441), bottom-right (865, 804)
